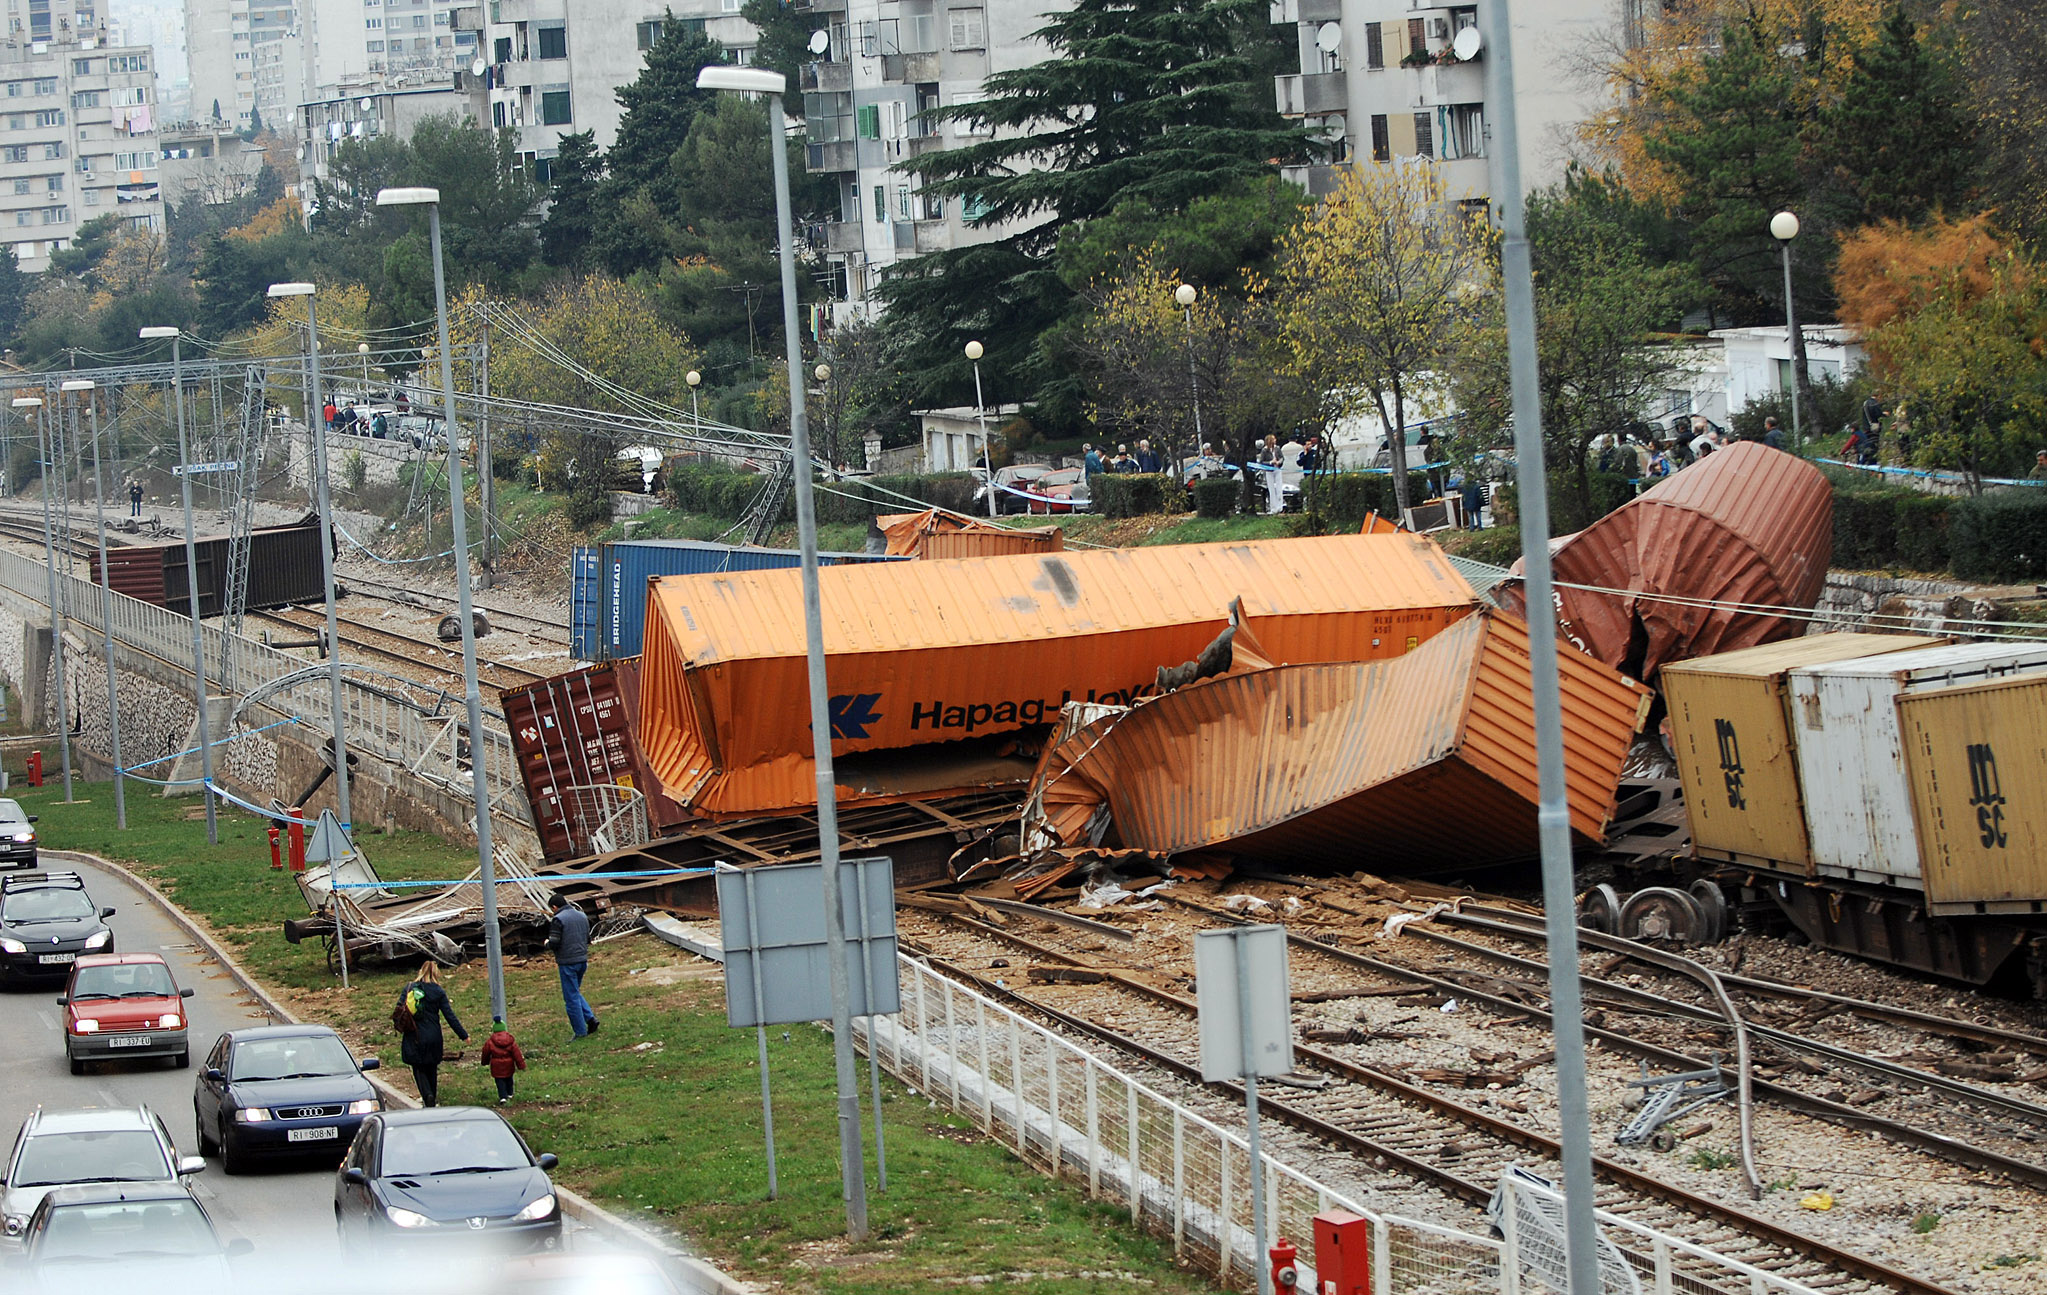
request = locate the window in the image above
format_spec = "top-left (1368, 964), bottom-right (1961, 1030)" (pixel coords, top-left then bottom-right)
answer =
top-left (895, 184), bottom-right (910, 219)
top-left (4, 84), bottom-right (17, 99)
top-left (1407, 18), bottom-right (1425, 52)
top-left (82, 187), bottom-right (98, 205)
top-left (723, 0), bottom-right (742, 10)
top-left (962, 192), bottom-right (990, 221)
top-left (44, 143), bottom-right (61, 160)
top-left (0, 146), bottom-right (24, 163)
top-left (855, 103), bottom-right (879, 139)
top-left (6, 116), bottom-right (21, 131)
top-left (493, 36), bottom-right (511, 63)
top-left (113, 151), bottom-right (154, 170)
top-left (1443, 103), bottom-right (1483, 159)
top-left (70, 60), bottom-right (92, 76)
top-left (539, 91), bottom-right (571, 125)
top-left (1365, 23), bottom-right (1383, 69)
top-left (11, 180), bottom-right (27, 195)
top-left (873, 183), bottom-right (885, 222)
top-left (13, 212), bottom-right (29, 227)
top-left (635, 20), bottom-right (663, 49)
top-left (72, 91), bottom-right (101, 108)
top-left (536, 24), bottom-right (565, 58)
top-left (45, 176), bottom-right (60, 192)
top-left (33, 111), bottom-right (62, 128)
top-left (108, 55), bottom-right (148, 73)
top-left (904, 12), bottom-right (938, 52)
top-left (34, 80), bottom-right (56, 97)
top-left (533, 157), bottom-right (553, 184)
top-left (1370, 113), bottom-right (1389, 162)
top-left (41, 207), bottom-right (65, 224)
top-left (948, 8), bottom-right (984, 49)
top-left (1413, 111), bottom-right (1433, 159)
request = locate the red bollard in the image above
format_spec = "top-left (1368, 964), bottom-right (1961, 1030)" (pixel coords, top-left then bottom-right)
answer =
top-left (267, 825), bottom-right (283, 870)
top-left (25, 751), bottom-right (41, 787)
top-left (1270, 1237), bottom-right (1300, 1292)
top-left (287, 808), bottom-right (306, 873)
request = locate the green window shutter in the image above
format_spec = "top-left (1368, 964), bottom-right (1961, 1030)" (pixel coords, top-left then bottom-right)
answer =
top-left (856, 104), bottom-right (880, 139)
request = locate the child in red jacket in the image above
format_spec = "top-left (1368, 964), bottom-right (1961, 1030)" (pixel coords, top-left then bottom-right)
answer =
top-left (480, 1021), bottom-right (526, 1104)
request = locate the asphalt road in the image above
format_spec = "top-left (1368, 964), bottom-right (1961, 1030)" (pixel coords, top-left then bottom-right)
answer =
top-left (0, 854), bottom-right (342, 1259)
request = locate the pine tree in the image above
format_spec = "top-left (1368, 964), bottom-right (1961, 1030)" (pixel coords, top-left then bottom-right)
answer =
top-left (1817, 6), bottom-right (1976, 228)
top-left (606, 23), bottom-right (727, 192)
top-left (0, 244), bottom-right (29, 348)
top-left (540, 130), bottom-right (603, 269)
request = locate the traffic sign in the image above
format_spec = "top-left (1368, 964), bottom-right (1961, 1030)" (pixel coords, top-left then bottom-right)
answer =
top-left (173, 460), bottom-right (240, 476)
top-left (304, 809), bottom-right (352, 864)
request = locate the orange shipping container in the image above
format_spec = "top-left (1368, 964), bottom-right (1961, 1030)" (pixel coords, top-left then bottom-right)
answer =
top-left (1024, 609), bottom-right (1649, 869)
top-left (872, 509), bottom-right (1063, 558)
top-left (637, 533), bottom-right (1478, 813)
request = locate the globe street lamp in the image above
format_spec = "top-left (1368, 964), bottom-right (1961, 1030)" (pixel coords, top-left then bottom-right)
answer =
top-left (685, 368), bottom-right (702, 437)
top-left (357, 341), bottom-right (371, 400)
top-left (64, 378), bottom-right (124, 829)
top-left (267, 283), bottom-right (353, 843)
top-left (964, 340), bottom-right (994, 516)
top-left (15, 395), bottom-right (72, 800)
top-left (696, 61), bottom-right (869, 1241)
top-left (1175, 283), bottom-right (1203, 478)
top-left (1770, 210), bottom-right (1802, 451)
top-left (140, 326), bottom-right (217, 845)
top-left (374, 185), bottom-right (507, 1025)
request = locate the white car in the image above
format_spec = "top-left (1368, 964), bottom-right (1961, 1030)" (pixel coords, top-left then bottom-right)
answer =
top-left (1, 1106), bottom-right (203, 1242)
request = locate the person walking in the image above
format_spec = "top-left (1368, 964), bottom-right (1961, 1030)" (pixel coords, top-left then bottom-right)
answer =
top-left (547, 892), bottom-right (600, 1039)
top-left (1082, 442), bottom-right (1103, 475)
top-left (480, 1021), bottom-right (526, 1105)
top-left (127, 481), bottom-right (142, 517)
top-left (396, 961), bottom-right (467, 1108)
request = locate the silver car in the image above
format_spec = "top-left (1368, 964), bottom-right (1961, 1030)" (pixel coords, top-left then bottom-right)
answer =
top-left (1, 1106), bottom-right (203, 1242)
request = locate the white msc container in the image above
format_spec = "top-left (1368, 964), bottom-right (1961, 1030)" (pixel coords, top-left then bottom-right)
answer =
top-left (1788, 642), bottom-right (2047, 886)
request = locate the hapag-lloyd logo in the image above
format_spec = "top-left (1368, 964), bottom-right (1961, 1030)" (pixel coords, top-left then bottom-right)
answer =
top-left (827, 684), bottom-right (1148, 740)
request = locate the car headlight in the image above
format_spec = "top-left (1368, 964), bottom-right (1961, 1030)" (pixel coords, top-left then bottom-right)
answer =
top-left (83, 930), bottom-right (111, 951)
top-left (513, 1194), bottom-right (556, 1222)
top-left (157, 1013), bottom-right (181, 1029)
top-left (2, 1214), bottom-right (23, 1237)
top-left (12, 833), bottom-right (31, 843)
top-left (383, 1206), bottom-right (433, 1229)
top-left (345, 1099), bottom-right (379, 1115)
top-left (73, 1018), bottom-right (99, 1033)
top-left (0, 938), bottom-right (23, 954)
top-left (234, 1108), bottom-right (272, 1123)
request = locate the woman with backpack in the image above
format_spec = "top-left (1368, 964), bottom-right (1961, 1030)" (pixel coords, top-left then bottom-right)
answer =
top-left (394, 960), bottom-right (468, 1107)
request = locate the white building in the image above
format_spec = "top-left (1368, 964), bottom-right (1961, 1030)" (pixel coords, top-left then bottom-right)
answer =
top-left (1269, 0), bottom-right (1607, 201)
top-left (183, 0), bottom-right (294, 129)
top-left (1714, 325), bottom-right (1864, 423)
top-left (800, 0), bottom-right (1064, 322)
top-left (0, 5), bottom-right (164, 271)
top-left (296, 77), bottom-right (481, 192)
top-left (484, 3), bottom-right (757, 178)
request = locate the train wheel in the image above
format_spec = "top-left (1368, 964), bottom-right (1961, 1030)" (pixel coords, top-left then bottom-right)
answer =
top-left (1619, 887), bottom-right (1707, 946)
top-left (1578, 883), bottom-right (1622, 935)
top-left (1687, 880), bottom-right (1730, 945)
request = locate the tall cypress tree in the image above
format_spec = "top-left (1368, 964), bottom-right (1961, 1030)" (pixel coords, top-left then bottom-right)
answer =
top-left (540, 130), bottom-right (603, 269)
top-left (1816, 6), bottom-right (1976, 228)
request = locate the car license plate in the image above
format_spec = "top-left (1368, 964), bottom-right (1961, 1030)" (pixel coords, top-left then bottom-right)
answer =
top-left (107, 1035), bottom-right (150, 1048)
top-left (287, 1126), bottom-right (339, 1143)
top-left (37, 953), bottom-right (74, 965)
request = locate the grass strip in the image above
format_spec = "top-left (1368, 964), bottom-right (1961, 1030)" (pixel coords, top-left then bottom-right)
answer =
top-left (12, 782), bottom-right (1219, 1293)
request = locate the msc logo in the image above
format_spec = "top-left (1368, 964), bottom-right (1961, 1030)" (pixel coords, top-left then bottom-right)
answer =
top-left (1967, 741), bottom-right (2007, 849)
top-left (1714, 718), bottom-right (1746, 810)
top-left (829, 693), bottom-right (885, 740)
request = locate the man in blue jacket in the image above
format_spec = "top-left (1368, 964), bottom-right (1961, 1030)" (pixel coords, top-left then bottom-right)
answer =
top-left (546, 893), bottom-right (601, 1039)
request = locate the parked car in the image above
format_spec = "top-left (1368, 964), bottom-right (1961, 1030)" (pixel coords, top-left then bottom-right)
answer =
top-left (19, 1181), bottom-right (246, 1290)
top-left (1, 1105), bottom-right (203, 1241)
top-left (194, 1025), bottom-right (381, 1173)
top-left (334, 1108), bottom-right (561, 1254)
top-left (398, 414), bottom-right (446, 449)
top-left (0, 872), bottom-right (113, 984)
top-left (1024, 466), bottom-right (1091, 515)
top-left (972, 464), bottom-right (1051, 515)
top-left (58, 953), bottom-right (194, 1074)
top-left (0, 799), bottom-right (38, 869)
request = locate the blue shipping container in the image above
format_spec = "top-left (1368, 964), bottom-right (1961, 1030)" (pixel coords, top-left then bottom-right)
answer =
top-left (570, 539), bottom-right (900, 661)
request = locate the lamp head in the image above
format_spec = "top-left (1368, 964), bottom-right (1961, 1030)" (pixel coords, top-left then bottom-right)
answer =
top-left (963, 340), bottom-right (984, 362)
top-left (1175, 283), bottom-right (1197, 307)
top-left (267, 282), bottom-right (315, 298)
top-left (696, 66), bottom-right (787, 95)
top-left (813, 363), bottom-right (831, 382)
top-left (358, 342), bottom-right (370, 354)
top-left (138, 326), bottom-right (180, 340)
top-left (1770, 210), bottom-right (1800, 242)
top-left (686, 370), bottom-right (702, 388)
top-left (375, 186), bottom-right (440, 208)
top-left (11, 397), bottom-right (41, 409)
top-left (60, 380), bottom-right (94, 393)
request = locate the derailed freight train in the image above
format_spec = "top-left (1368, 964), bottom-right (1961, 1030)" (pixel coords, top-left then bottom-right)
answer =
top-left (1661, 636), bottom-right (2047, 997)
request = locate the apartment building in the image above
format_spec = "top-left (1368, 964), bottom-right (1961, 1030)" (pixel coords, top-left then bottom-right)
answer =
top-left (184, 0), bottom-right (293, 129)
top-left (297, 75), bottom-right (479, 192)
top-left (484, 2), bottom-right (756, 176)
top-left (797, 0), bottom-right (1063, 321)
top-left (1270, 0), bottom-right (1607, 200)
top-left (0, 5), bottom-right (164, 270)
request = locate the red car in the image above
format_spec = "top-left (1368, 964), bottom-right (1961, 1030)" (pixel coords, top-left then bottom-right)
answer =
top-left (59, 953), bottom-right (195, 1075)
top-left (1026, 466), bottom-right (1091, 514)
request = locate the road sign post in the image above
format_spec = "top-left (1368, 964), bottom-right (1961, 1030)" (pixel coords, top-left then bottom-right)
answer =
top-left (1195, 924), bottom-right (1292, 1295)
top-left (304, 808), bottom-right (355, 987)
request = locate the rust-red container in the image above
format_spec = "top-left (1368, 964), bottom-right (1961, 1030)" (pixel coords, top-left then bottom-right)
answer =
top-left (503, 660), bottom-right (685, 864)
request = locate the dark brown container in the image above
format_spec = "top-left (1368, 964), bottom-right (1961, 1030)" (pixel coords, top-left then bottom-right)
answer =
top-left (504, 659), bottom-right (687, 865)
top-left (93, 516), bottom-right (330, 617)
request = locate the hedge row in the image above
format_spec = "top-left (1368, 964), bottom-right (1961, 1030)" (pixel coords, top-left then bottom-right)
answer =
top-left (1299, 471), bottom-right (1434, 524)
top-left (667, 467), bottom-right (980, 525)
top-left (1090, 472), bottom-right (1177, 518)
top-left (1829, 479), bottom-right (1952, 572)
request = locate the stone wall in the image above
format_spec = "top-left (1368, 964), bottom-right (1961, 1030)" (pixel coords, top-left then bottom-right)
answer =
top-left (1814, 571), bottom-right (2004, 637)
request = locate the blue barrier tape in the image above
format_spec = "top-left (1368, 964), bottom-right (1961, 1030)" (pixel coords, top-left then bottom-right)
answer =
top-left (204, 779), bottom-right (345, 832)
top-left (119, 716), bottom-right (304, 776)
top-left (1816, 457), bottom-right (2043, 488)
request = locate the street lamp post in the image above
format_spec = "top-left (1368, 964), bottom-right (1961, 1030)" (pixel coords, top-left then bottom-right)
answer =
top-left (964, 340), bottom-right (994, 516)
top-left (65, 379), bottom-right (124, 829)
top-left (697, 63), bottom-right (869, 1242)
top-left (686, 369), bottom-right (702, 437)
top-left (374, 187), bottom-right (507, 1025)
top-left (357, 341), bottom-right (371, 399)
top-left (1770, 211), bottom-right (1803, 452)
top-left (813, 364), bottom-right (834, 470)
top-left (1175, 283), bottom-right (1203, 481)
top-left (16, 396), bottom-right (72, 800)
top-left (141, 327), bottom-right (218, 845)
top-left (266, 283), bottom-right (352, 831)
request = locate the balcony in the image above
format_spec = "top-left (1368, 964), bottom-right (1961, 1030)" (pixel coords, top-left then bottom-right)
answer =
top-left (806, 139), bottom-right (857, 173)
top-left (800, 0), bottom-right (849, 13)
top-left (907, 131), bottom-right (947, 158)
top-left (1418, 59), bottom-right (1483, 106)
top-left (1269, 0), bottom-right (1340, 22)
top-left (1281, 162), bottom-right (1346, 197)
top-left (913, 218), bottom-right (949, 254)
top-left (880, 51), bottom-right (942, 83)
top-left (1275, 71), bottom-right (1346, 117)
top-left (800, 61), bottom-right (850, 93)
top-left (823, 220), bottom-right (864, 253)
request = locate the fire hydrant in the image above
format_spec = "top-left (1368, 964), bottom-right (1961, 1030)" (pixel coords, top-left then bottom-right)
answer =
top-left (1270, 1237), bottom-right (1300, 1292)
top-left (267, 825), bottom-right (283, 870)
top-left (24, 751), bottom-right (41, 787)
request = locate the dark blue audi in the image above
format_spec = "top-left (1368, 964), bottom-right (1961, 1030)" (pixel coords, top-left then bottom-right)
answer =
top-left (192, 1025), bottom-right (381, 1172)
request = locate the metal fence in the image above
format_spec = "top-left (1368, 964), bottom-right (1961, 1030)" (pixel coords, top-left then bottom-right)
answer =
top-left (864, 955), bottom-right (1824, 1295)
top-left (0, 546), bottom-right (531, 828)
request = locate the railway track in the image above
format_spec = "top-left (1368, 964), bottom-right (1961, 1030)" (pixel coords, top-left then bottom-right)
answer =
top-left (899, 900), bottom-right (1972, 1295)
top-left (246, 606), bottom-right (551, 691)
top-left (341, 571), bottom-right (570, 643)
